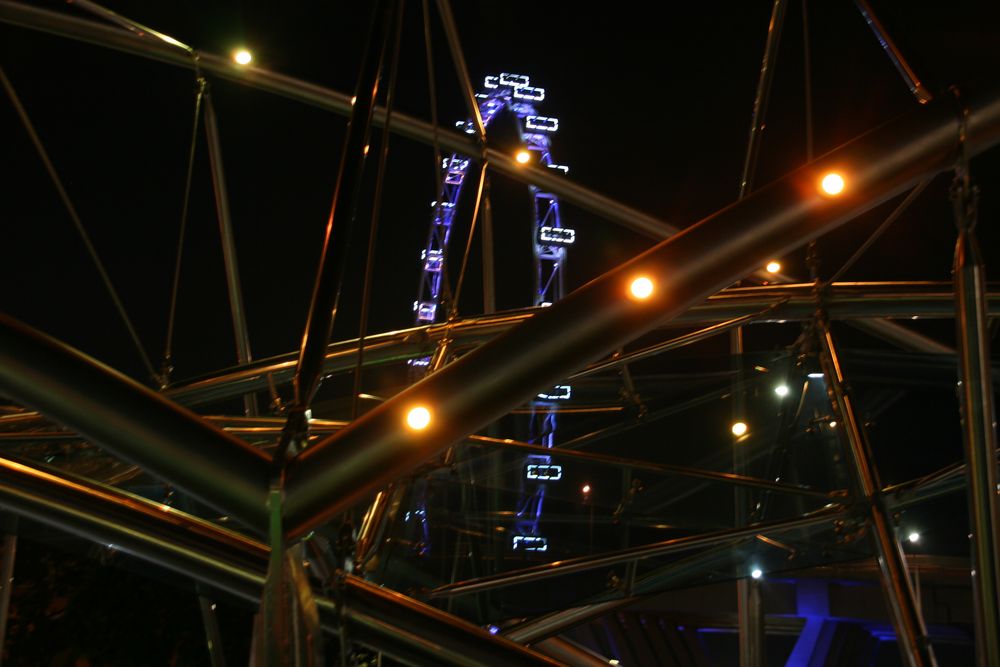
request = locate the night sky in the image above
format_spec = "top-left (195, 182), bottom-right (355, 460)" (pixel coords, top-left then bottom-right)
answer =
top-left (3, 1), bottom-right (1000, 664)
top-left (3, 1), bottom-right (999, 383)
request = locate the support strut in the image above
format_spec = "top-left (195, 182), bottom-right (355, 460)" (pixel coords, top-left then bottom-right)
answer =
top-left (816, 317), bottom-right (937, 667)
top-left (283, 86), bottom-right (1000, 539)
top-left (952, 165), bottom-right (1000, 665)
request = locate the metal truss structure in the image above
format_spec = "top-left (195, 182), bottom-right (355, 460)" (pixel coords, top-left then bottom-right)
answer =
top-left (412, 71), bottom-right (572, 555)
top-left (1, 1), bottom-right (999, 666)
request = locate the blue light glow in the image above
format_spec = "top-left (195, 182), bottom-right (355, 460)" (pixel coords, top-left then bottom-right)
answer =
top-left (526, 464), bottom-right (563, 481)
top-left (526, 115), bottom-right (559, 132)
top-left (537, 385), bottom-right (572, 400)
top-left (499, 72), bottom-right (530, 87)
top-left (539, 226), bottom-right (575, 245)
top-left (512, 535), bottom-right (548, 552)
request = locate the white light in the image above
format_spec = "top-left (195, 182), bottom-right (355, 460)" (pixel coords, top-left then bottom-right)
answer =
top-left (732, 422), bottom-right (748, 437)
top-left (515, 149), bottom-right (532, 164)
top-left (766, 261), bottom-right (781, 274)
top-left (582, 484), bottom-right (591, 494)
top-left (629, 276), bottom-right (655, 300)
top-left (538, 385), bottom-right (572, 400)
top-left (751, 568), bottom-right (763, 580)
top-left (547, 164), bottom-right (570, 174)
top-left (526, 464), bottom-right (563, 481)
top-left (539, 226), bottom-right (575, 245)
top-left (499, 72), bottom-right (530, 87)
top-left (484, 75), bottom-right (500, 89)
top-left (808, 372), bottom-right (825, 379)
top-left (908, 532), bottom-right (921, 544)
top-left (513, 85), bottom-right (545, 101)
top-left (526, 115), bottom-right (559, 132)
top-left (774, 384), bottom-right (790, 397)
top-left (609, 661), bottom-right (620, 666)
top-left (512, 535), bottom-right (547, 551)
top-left (820, 172), bottom-right (846, 196)
top-left (233, 49), bottom-right (252, 65)
top-left (406, 406), bottom-right (432, 431)
top-left (828, 420), bottom-right (838, 429)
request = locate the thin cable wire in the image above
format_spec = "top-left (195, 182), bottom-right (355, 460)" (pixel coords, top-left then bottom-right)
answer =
top-left (802, 0), bottom-right (813, 162)
top-left (421, 0), bottom-right (455, 311)
top-left (449, 161), bottom-right (487, 319)
top-left (0, 65), bottom-right (157, 381)
top-left (162, 75), bottom-right (206, 384)
top-left (826, 179), bottom-right (931, 285)
top-left (352, 0), bottom-right (405, 421)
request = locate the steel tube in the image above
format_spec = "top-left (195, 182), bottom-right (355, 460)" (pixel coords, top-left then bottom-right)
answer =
top-left (953, 195), bottom-right (1000, 664)
top-left (0, 313), bottom-right (271, 531)
top-left (434, 0), bottom-right (486, 140)
top-left (0, 455), bottom-right (560, 666)
top-left (0, 0), bottom-right (677, 242)
top-left (283, 87), bottom-right (1000, 538)
top-left (471, 437), bottom-right (839, 500)
top-left (203, 93), bottom-right (255, 416)
top-left (342, 577), bottom-right (561, 667)
top-left (426, 508), bottom-right (846, 599)
top-left (294, 0), bottom-right (392, 407)
top-left (738, 0), bottom-right (787, 197)
top-left (158, 282), bottom-right (997, 408)
top-left (854, 0), bottom-right (932, 104)
top-left (817, 322), bottom-right (937, 666)
top-left (0, 529), bottom-right (15, 661)
top-left (0, 454), bottom-right (268, 601)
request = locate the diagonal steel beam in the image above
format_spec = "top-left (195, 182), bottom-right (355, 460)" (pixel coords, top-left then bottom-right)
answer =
top-left (0, 0), bottom-right (676, 242)
top-left (816, 319), bottom-right (936, 666)
top-left (0, 313), bottom-right (272, 532)
top-left (281, 86), bottom-right (1000, 539)
top-left (158, 282), bottom-right (997, 409)
top-left (425, 507), bottom-right (848, 599)
top-left (0, 454), bottom-right (561, 667)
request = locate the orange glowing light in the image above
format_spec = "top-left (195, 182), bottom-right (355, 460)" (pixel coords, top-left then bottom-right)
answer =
top-left (820, 172), bottom-right (845, 196)
top-left (629, 276), bottom-right (654, 300)
top-left (765, 261), bottom-right (781, 274)
top-left (515, 149), bottom-right (532, 164)
top-left (406, 406), bottom-right (432, 431)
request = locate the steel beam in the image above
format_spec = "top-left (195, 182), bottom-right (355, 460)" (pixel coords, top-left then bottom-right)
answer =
top-left (0, 313), bottom-right (271, 532)
top-left (0, 454), bottom-right (560, 667)
top-left (282, 87), bottom-right (1000, 538)
top-left (854, 0), bottom-right (932, 104)
top-left (202, 92), bottom-right (256, 416)
top-left (816, 320), bottom-right (937, 666)
top-left (294, 0), bottom-right (391, 407)
top-left (953, 177), bottom-right (1000, 665)
top-left (426, 508), bottom-right (846, 599)
top-left (156, 282), bottom-right (997, 408)
top-left (0, 0), bottom-right (676, 242)
top-left (472, 436), bottom-right (840, 501)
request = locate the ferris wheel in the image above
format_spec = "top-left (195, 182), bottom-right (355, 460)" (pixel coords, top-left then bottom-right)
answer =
top-left (412, 72), bottom-right (575, 553)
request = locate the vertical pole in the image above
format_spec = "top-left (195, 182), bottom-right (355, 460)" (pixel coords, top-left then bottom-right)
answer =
top-left (0, 515), bottom-right (16, 665)
top-left (294, 0), bottom-right (392, 408)
top-left (203, 93), bottom-right (256, 416)
top-left (481, 181), bottom-right (496, 315)
top-left (816, 319), bottom-right (936, 667)
top-left (735, 3), bottom-right (785, 658)
top-left (732, 328), bottom-right (765, 667)
top-left (738, 0), bottom-right (787, 198)
top-left (197, 591), bottom-right (227, 667)
top-left (952, 172), bottom-right (1000, 666)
